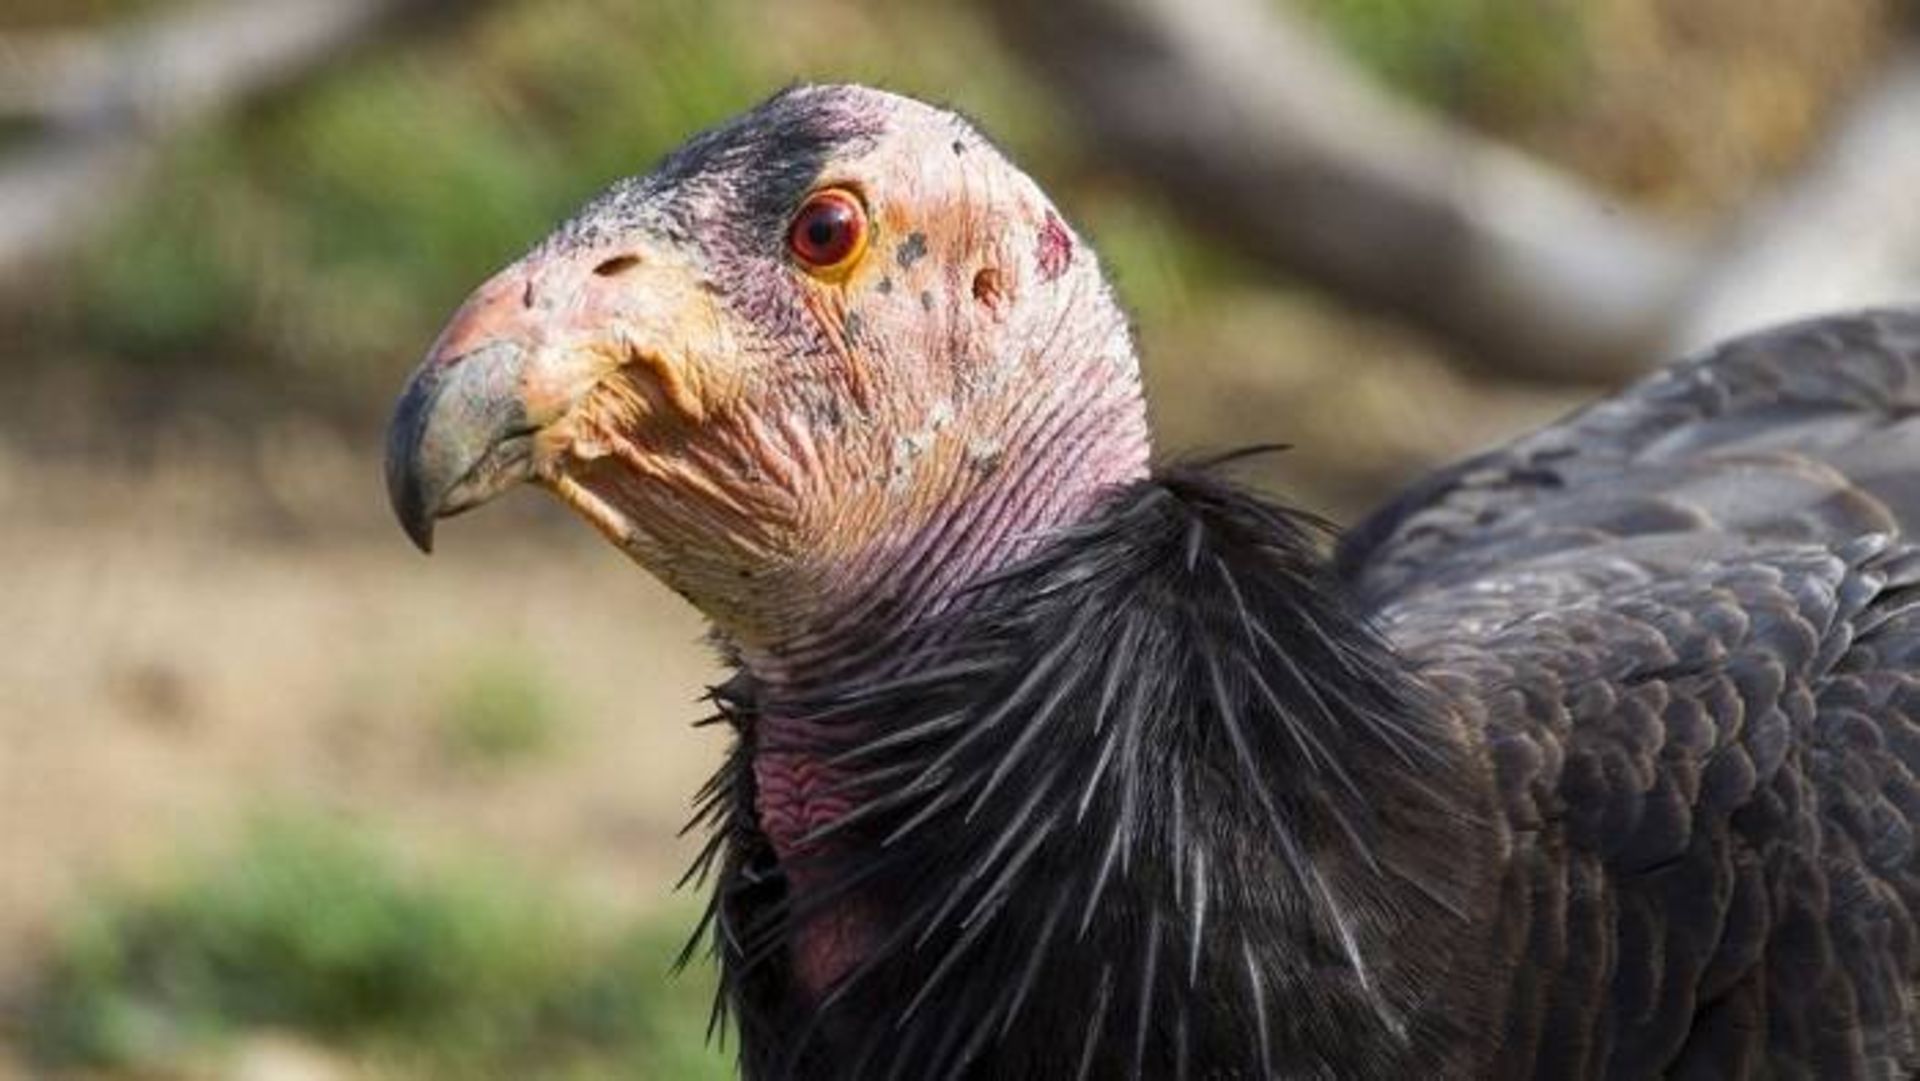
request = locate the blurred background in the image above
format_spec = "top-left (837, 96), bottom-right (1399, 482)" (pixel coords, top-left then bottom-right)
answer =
top-left (1, 0), bottom-right (1915, 1076)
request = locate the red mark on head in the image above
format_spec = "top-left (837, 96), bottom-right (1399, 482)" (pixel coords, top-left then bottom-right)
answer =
top-left (1036, 211), bottom-right (1073, 283)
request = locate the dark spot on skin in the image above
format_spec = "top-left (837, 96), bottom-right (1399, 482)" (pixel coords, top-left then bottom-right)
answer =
top-left (738, 568), bottom-right (753, 579)
top-left (951, 140), bottom-right (966, 156)
top-left (877, 276), bottom-right (893, 295)
top-left (920, 291), bottom-right (934, 312)
top-left (1037, 211), bottom-right (1073, 282)
top-left (845, 312), bottom-right (864, 339)
top-left (896, 232), bottom-right (928, 269)
top-left (799, 391), bottom-right (844, 430)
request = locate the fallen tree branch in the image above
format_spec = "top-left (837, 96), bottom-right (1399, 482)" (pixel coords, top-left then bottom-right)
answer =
top-left (0, 30), bottom-right (105, 124)
top-left (1670, 48), bottom-right (1920, 353)
top-left (0, 0), bottom-right (474, 281)
top-left (0, 132), bottom-right (147, 285)
top-left (982, 0), bottom-right (1707, 383)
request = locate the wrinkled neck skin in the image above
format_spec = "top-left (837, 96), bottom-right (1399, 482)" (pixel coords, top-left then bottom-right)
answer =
top-left (734, 305), bottom-right (1149, 995)
top-left (735, 263), bottom-right (1151, 695)
top-left (740, 376), bottom-right (1150, 696)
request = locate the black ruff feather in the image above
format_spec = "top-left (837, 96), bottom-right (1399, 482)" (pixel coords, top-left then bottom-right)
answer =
top-left (682, 469), bottom-right (1504, 1080)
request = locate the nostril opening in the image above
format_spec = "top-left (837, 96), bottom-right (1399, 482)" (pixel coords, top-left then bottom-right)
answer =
top-left (593, 254), bottom-right (642, 278)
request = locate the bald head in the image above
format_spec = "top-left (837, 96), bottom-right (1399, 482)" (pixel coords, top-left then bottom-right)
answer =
top-left (387, 85), bottom-right (1148, 654)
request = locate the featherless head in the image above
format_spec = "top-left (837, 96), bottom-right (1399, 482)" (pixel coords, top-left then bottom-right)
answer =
top-left (385, 85), bottom-right (1149, 649)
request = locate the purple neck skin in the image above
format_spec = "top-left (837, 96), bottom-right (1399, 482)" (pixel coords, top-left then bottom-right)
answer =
top-left (741, 383), bottom-right (1150, 996)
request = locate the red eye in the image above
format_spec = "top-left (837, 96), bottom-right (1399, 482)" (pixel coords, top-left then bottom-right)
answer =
top-left (788, 189), bottom-right (868, 274)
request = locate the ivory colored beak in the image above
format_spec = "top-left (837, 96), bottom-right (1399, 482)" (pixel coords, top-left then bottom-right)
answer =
top-left (385, 263), bottom-right (553, 553)
top-left (387, 235), bottom-right (699, 554)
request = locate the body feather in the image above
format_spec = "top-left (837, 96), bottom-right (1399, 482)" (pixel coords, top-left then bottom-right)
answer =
top-left (700, 473), bottom-right (1499, 1080)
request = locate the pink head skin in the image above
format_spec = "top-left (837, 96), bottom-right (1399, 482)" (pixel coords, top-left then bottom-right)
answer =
top-left (388, 85), bottom-right (1151, 672)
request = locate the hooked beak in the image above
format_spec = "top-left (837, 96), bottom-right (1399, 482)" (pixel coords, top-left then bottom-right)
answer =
top-left (385, 251), bottom-right (633, 553)
top-left (386, 238), bottom-right (726, 554)
top-left (385, 347), bottom-right (535, 553)
top-left (385, 263), bottom-right (553, 553)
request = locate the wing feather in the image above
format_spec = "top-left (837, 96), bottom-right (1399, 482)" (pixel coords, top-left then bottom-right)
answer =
top-left (1347, 310), bottom-right (1920, 1077)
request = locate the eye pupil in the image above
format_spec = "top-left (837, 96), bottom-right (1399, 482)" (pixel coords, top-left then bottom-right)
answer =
top-left (789, 190), bottom-right (867, 272)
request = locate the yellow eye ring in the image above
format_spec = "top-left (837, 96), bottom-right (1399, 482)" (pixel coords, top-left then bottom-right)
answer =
top-left (788, 188), bottom-right (869, 279)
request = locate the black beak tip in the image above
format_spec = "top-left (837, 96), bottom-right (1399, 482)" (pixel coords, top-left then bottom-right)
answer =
top-left (384, 340), bottom-right (537, 555)
top-left (385, 369), bottom-right (441, 555)
top-left (399, 508), bottom-right (436, 555)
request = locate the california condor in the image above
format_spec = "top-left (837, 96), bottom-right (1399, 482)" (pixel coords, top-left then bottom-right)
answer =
top-left (386, 85), bottom-right (1920, 1080)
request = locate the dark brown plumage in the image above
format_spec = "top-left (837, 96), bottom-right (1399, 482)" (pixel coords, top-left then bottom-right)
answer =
top-left (385, 85), bottom-right (1920, 1079)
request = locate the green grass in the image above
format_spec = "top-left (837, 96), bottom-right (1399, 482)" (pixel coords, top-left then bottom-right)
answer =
top-left (437, 654), bottom-right (569, 768)
top-left (0, 0), bottom-right (176, 28)
top-left (44, 0), bottom-right (1240, 410)
top-left (1300, 0), bottom-right (1589, 125)
top-left (65, 0), bottom-right (768, 397)
top-left (26, 815), bottom-right (732, 1080)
